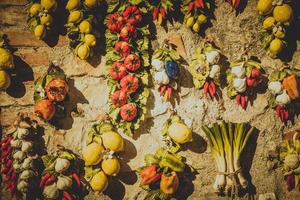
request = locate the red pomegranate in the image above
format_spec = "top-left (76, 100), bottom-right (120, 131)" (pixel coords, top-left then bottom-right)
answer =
top-left (122, 6), bottom-right (142, 25)
top-left (124, 54), bottom-right (141, 71)
top-left (45, 79), bottom-right (69, 102)
top-left (34, 99), bottom-right (56, 121)
top-left (111, 90), bottom-right (128, 107)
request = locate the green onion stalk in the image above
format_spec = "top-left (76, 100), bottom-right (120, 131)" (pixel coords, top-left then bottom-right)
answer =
top-left (202, 121), bottom-right (255, 197)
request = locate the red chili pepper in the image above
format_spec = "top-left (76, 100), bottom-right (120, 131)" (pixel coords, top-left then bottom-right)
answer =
top-left (276, 105), bottom-right (281, 117)
top-left (6, 159), bottom-right (12, 168)
top-left (203, 81), bottom-right (209, 96)
top-left (284, 109), bottom-right (289, 121)
top-left (7, 167), bottom-right (14, 176)
top-left (44, 175), bottom-right (56, 186)
top-left (236, 94), bottom-right (241, 105)
top-left (63, 191), bottom-right (73, 200)
top-left (280, 110), bottom-right (285, 122)
top-left (11, 172), bottom-right (17, 181)
top-left (188, 2), bottom-right (194, 13)
top-left (160, 85), bottom-right (167, 96)
top-left (40, 172), bottom-right (51, 188)
top-left (241, 96), bottom-right (246, 109)
top-left (72, 172), bottom-right (81, 187)
top-left (1, 146), bottom-right (12, 159)
top-left (285, 174), bottom-right (295, 191)
top-left (167, 86), bottom-right (172, 101)
top-left (210, 81), bottom-right (216, 97)
top-left (140, 165), bottom-right (162, 185)
top-left (160, 8), bottom-right (166, 18)
top-left (1, 166), bottom-right (8, 173)
top-left (153, 7), bottom-right (159, 20)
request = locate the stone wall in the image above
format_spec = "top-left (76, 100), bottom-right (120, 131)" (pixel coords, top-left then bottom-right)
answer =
top-left (1, 0), bottom-right (300, 199)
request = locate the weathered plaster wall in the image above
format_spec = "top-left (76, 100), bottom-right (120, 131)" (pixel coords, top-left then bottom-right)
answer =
top-left (1, 0), bottom-right (300, 199)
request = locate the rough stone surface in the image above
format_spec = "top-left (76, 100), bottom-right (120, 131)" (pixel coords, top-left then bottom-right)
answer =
top-left (1, 0), bottom-right (300, 200)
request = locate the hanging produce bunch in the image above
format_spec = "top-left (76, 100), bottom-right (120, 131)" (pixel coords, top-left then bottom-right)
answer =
top-left (40, 147), bottom-right (82, 200)
top-left (161, 112), bottom-right (192, 153)
top-left (226, 56), bottom-right (264, 109)
top-left (0, 113), bottom-right (43, 199)
top-left (268, 66), bottom-right (300, 123)
top-left (181, 0), bottom-right (211, 33)
top-left (189, 41), bottom-right (221, 99)
top-left (202, 121), bottom-right (256, 197)
top-left (105, 0), bottom-right (151, 136)
top-left (65, 0), bottom-right (104, 60)
top-left (279, 131), bottom-right (300, 191)
top-left (34, 64), bottom-right (69, 122)
top-left (148, 0), bottom-right (174, 26)
top-left (0, 34), bottom-right (14, 91)
top-left (26, 0), bottom-right (58, 40)
top-left (83, 120), bottom-right (124, 193)
top-left (138, 147), bottom-right (193, 200)
top-left (257, 0), bottom-right (294, 58)
top-left (151, 40), bottom-right (183, 101)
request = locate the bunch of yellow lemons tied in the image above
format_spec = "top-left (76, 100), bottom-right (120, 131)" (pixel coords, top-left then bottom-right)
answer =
top-left (257, 0), bottom-right (293, 58)
top-left (82, 125), bottom-right (124, 193)
top-left (0, 36), bottom-right (14, 90)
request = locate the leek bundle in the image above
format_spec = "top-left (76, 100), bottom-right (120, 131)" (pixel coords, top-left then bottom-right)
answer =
top-left (202, 121), bottom-right (256, 197)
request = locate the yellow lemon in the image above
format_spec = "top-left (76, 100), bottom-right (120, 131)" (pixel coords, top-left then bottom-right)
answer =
top-left (34, 24), bottom-right (46, 40)
top-left (256, 0), bottom-right (274, 15)
top-left (101, 157), bottom-right (120, 176)
top-left (0, 70), bottom-right (11, 90)
top-left (192, 23), bottom-right (200, 32)
top-left (29, 3), bottom-right (42, 16)
top-left (0, 48), bottom-right (14, 70)
top-left (68, 10), bottom-right (83, 23)
top-left (101, 131), bottom-right (124, 152)
top-left (66, 0), bottom-right (81, 11)
top-left (84, 0), bottom-right (98, 8)
top-left (197, 14), bottom-right (207, 25)
top-left (76, 43), bottom-right (90, 60)
top-left (263, 16), bottom-right (275, 30)
top-left (274, 29), bottom-right (285, 39)
top-left (82, 142), bottom-right (104, 166)
top-left (90, 171), bottom-right (108, 192)
top-left (269, 38), bottom-right (283, 54)
top-left (186, 17), bottom-right (194, 28)
top-left (168, 122), bottom-right (192, 144)
top-left (84, 34), bottom-right (96, 47)
top-left (41, 0), bottom-right (57, 11)
top-left (40, 14), bottom-right (53, 26)
top-left (273, 4), bottom-right (293, 24)
top-left (79, 20), bottom-right (92, 34)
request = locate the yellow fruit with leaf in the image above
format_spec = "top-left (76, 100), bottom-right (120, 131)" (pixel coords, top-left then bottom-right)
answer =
top-left (257, 0), bottom-right (274, 15)
top-left (76, 43), bottom-right (90, 60)
top-left (68, 10), bottom-right (83, 24)
top-left (90, 171), bottom-right (108, 192)
top-left (197, 14), bottom-right (207, 25)
top-left (79, 20), bottom-right (92, 34)
top-left (84, 34), bottom-right (96, 47)
top-left (82, 142), bottom-right (104, 166)
top-left (40, 14), bottom-right (53, 26)
top-left (263, 16), bottom-right (275, 30)
top-left (269, 38), bottom-right (283, 54)
top-left (101, 131), bottom-right (124, 152)
top-left (34, 24), bottom-right (46, 40)
top-left (0, 48), bottom-right (14, 69)
top-left (41, 0), bottom-right (57, 11)
top-left (0, 70), bottom-right (11, 90)
top-left (192, 23), bottom-right (200, 32)
top-left (29, 3), bottom-right (42, 16)
top-left (186, 17), bottom-right (195, 28)
top-left (66, 0), bottom-right (81, 11)
top-left (84, 0), bottom-right (98, 8)
top-left (101, 157), bottom-right (120, 176)
top-left (273, 4), bottom-right (293, 24)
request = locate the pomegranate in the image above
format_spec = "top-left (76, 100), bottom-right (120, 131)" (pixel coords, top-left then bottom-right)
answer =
top-left (107, 13), bottom-right (124, 33)
top-left (111, 90), bottom-right (128, 107)
top-left (120, 74), bottom-right (139, 94)
top-left (114, 41), bottom-right (131, 58)
top-left (109, 61), bottom-right (127, 80)
top-left (120, 24), bottom-right (137, 41)
top-left (45, 79), bottom-right (69, 102)
top-left (120, 103), bottom-right (137, 122)
top-left (122, 6), bottom-right (142, 25)
top-left (124, 54), bottom-right (141, 71)
top-left (34, 99), bottom-right (56, 121)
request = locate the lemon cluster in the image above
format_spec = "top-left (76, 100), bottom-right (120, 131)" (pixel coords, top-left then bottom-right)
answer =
top-left (82, 123), bottom-right (124, 192)
top-left (185, 14), bottom-right (207, 33)
top-left (0, 35), bottom-right (14, 90)
top-left (257, 0), bottom-right (293, 58)
top-left (65, 0), bottom-right (99, 60)
top-left (27, 0), bottom-right (57, 40)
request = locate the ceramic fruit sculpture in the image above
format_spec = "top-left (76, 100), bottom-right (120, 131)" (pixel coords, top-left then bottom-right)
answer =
top-left (151, 40), bottom-right (183, 101)
top-left (148, 0), bottom-right (174, 26)
top-left (65, 0), bottom-right (103, 60)
top-left (257, 0), bottom-right (294, 58)
top-left (279, 131), bottom-right (300, 191)
top-left (268, 66), bottom-right (300, 123)
top-left (26, 0), bottom-right (57, 40)
top-left (40, 147), bottom-right (82, 200)
top-left (161, 112), bottom-right (192, 153)
top-left (84, 120), bottom-right (124, 192)
top-left (34, 63), bottom-right (69, 122)
top-left (202, 121), bottom-right (257, 197)
top-left (105, 0), bottom-right (150, 136)
top-left (138, 148), bottom-right (193, 199)
top-left (189, 41), bottom-right (221, 99)
top-left (226, 56), bottom-right (263, 109)
top-left (0, 34), bottom-right (14, 91)
top-left (181, 0), bottom-right (211, 33)
top-left (0, 113), bottom-right (42, 199)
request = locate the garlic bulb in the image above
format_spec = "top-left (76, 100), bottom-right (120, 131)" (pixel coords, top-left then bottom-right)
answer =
top-left (209, 64), bottom-right (220, 79)
top-left (57, 176), bottom-right (73, 190)
top-left (231, 64), bottom-right (245, 78)
top-left (21, 141), bottom-right (33, 152)
top-left (19, 170), bottom-right (35, 180)
top-left (55, 158), bottom-right (70, 173)
top-left (43, 183), bottom-right (59, 200)
top-left (154, 70), bottom-right (170, 85)
top-left (13, 151), bottom-right (26, 161)
top-left (205, 51), bottom-right (220, 64)
top-left (233, 78), bottom-right (246, 93)
top-left (17, 180), bottom-right (29, 193)
top-left (22, 157), bottom-right (34, 170)
top-left (13, 163), bottom-right (22, 172)
top-left (268, 81), bottom-right (282, 95)
top-left (276, 90), bottom-right (291, 105)
top-left (151, 59), bottom-right (164, 71)
top-left (17, 128), bottom-right (30, 139)
top-left (10, 139), bottom-right (22, 148)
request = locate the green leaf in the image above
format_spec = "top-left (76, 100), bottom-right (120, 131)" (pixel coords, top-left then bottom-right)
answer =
top-left (168, 50), bottom-right (181, 61)
top-left (109, 107), bottom-right (120, 120)
top-left (59, 151), bottom-right (75, 160)
top-left (84, 166), bottom-right (94, 181)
